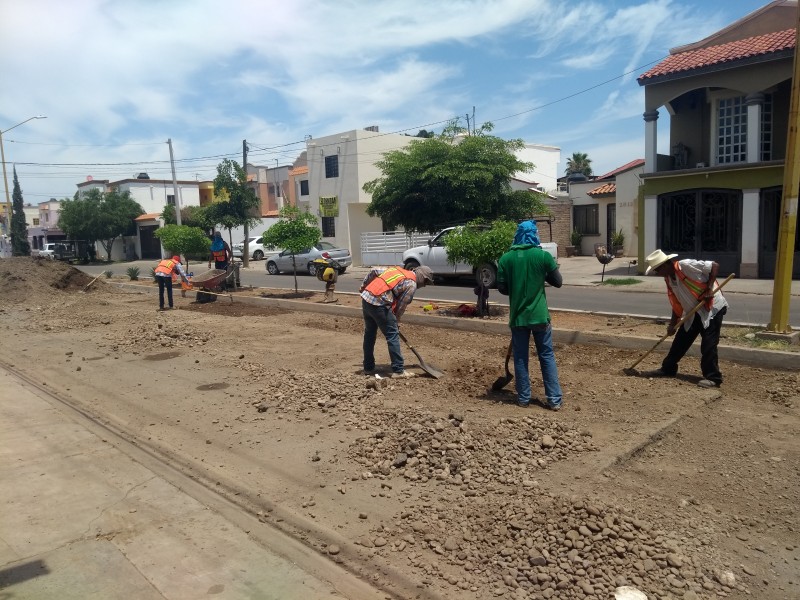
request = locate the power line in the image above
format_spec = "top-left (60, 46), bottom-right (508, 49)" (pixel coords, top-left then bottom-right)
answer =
top-left (7, 55), bottom-right (667, 173)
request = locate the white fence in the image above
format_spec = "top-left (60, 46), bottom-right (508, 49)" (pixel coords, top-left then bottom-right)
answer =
top-left (360, 231), bottom-right (432, 266)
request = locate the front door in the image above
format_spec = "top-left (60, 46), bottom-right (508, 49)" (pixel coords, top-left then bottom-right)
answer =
top-left (658, 189), bottom-right (741, 275)
top-left (606, 203), bottom-right (616, 250)
top-left (139, 225), bottom-right (161, 259)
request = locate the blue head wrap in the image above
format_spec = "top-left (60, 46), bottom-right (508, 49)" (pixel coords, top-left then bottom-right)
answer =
top-left (210, 231), bottom-right (225, 252)
top-left (512, 220), bottom-right (541, 248)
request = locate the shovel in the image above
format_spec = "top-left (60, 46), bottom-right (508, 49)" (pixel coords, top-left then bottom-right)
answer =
top-left (491, 341), bottom-right (514, 391)
top-left (623, 272), bottom-right (735, 375)
top-left (398, 331), bottom-right (444, 379)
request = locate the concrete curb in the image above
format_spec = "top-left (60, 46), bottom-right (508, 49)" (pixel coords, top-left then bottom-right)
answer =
top-left (110, 282), bottom-right (799, 371)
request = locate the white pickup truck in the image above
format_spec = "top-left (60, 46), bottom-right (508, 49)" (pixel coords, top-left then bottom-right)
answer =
top-left (38, 243), bottom-right (57, 259)
top-left (402, 227), bottom-right (558, 288)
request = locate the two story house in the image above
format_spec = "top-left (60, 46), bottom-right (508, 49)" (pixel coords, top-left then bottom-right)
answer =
top-left (637, 0), bottom-right (798, 278)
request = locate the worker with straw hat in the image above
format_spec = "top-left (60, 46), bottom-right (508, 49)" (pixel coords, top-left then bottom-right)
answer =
top-left (644, 249), bottom-right (729, 388)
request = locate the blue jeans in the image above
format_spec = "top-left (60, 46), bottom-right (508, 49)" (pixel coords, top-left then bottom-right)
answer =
top-left (362, 300), bottom-right (404, 373)
top-left (512, 324), bottom-right (562, 408)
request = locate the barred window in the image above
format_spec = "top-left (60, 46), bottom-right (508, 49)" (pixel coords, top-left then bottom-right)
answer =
top-left (573, 204), bottom-right (599, 235)
top-left (325, 155), bottom-right (339, 178)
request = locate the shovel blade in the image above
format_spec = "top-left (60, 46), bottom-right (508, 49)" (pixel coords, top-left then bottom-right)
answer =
top-left (491, 374), bottom-right (513, 391)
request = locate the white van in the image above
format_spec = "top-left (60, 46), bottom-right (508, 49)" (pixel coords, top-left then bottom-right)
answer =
top-left (38, 243), bottom-right (57, 259)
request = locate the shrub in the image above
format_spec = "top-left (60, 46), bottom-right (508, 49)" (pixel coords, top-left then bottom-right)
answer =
top-left (103, 270), bottom-right (113, 279)
top-left (126, 266), bottom-right (140, 281)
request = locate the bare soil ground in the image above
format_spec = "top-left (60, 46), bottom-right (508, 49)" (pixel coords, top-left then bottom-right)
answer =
top-left (1, 257), bottom-right (798, 600)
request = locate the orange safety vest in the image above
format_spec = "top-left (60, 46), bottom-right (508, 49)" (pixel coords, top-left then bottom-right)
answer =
top-left (155, 259), bottom-right (176, 277)
top-left (364, 267), bottom-right (416, 297)
top-left (665, 262), bottom-right (713, 315)
top-left (211, 248), bottom-right (227, 262)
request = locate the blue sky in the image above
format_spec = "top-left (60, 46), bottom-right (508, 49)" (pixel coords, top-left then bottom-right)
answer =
top-left (0, 0), bottom-right (776, 204)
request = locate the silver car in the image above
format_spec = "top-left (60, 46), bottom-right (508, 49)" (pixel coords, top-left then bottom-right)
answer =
top-left (266, 242), bottom-right (352, 276)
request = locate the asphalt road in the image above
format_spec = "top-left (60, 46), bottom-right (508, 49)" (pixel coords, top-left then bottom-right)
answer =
top-left (77, 261), bottom-right (798, 328)
top-left (251, 270), bottom-right (796, 327)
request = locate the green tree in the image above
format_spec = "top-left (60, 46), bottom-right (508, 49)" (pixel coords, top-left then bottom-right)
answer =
top-left (212, 159), bottom-right (261, 267)
top-left (364, 119), bottom-right (540, 233)
top-left (58, 188), bottom-right (144, 261)
top-left (261, 205), bottom-right (321, 293)
top-left (565, 152), bottom-right (593, 177)
top-left (444, 219), bottom-right (518, 316)
top-left (10, 167), bottom-right (30, 256)
top-left (161, 204), bottom-right (213, 230)
top-left (153, 225), bottom-right (211, 271)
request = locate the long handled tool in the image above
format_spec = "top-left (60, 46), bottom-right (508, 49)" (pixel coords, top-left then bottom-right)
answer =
top-left (623, 272), bottom-right (735, 375)
top-left (82, 273), bottom-right (104, 292)
top-left (491, 341), bottom-right (514, 391)
top-left (181, 281), bottom-right (233, 303)
top-left (398, 331), bottom-right (444, 379)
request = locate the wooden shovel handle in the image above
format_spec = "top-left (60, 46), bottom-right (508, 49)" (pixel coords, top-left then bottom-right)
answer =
top-left (628, 272), bottom-right (735, 371)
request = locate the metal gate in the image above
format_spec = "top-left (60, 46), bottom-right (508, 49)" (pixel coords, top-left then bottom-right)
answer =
top-left (759, 186), bottom-right (800, 279)
top-left (658, 189), bottom-right (741, 275)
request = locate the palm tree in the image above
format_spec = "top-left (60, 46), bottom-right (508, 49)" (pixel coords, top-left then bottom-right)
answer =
top-left (565, 152), bottom-right (593, 177)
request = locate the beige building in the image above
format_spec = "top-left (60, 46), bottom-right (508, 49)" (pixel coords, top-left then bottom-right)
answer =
top-left (638, 0), bottom-right (798, 278)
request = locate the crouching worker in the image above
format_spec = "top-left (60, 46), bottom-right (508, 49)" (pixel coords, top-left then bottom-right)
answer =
top-left (360, 265), bottom-right (434, 378)
top-left (313, 258), bottom-right (339, 303)
top-left (155, 255), bottom-right (189, 311)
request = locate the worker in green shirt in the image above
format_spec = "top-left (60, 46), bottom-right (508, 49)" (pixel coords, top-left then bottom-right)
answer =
top-left (496, 220), bottom-right (564, 410)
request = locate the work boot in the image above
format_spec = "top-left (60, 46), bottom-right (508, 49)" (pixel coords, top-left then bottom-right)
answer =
top-left (391, 371), bottom-right (415, 379)
top-left (645, 368), bottom-right (673, 378)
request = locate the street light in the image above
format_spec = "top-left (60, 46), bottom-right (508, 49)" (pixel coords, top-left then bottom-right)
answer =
top-left (1, 116), bottom-right (47, 246)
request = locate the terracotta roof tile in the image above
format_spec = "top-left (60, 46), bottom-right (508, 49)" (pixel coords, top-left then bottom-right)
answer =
top-left (638, 28), bottom-right (795, 83)
top-left (135, 213), bottom-right (161, 221)
top-left (588, 183), bottom-right (616, 196)
top-left (596, 159), bottom-right (645, 180)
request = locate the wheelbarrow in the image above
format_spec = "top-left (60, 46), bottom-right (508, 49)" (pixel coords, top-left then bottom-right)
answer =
top-left (181, 269), bottom-right (233, 303)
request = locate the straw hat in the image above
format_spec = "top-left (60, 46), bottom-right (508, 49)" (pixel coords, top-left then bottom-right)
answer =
top-left (645, 249), bottom-right (677, 275)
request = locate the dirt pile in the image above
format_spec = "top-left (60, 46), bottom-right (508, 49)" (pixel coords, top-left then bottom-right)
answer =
top-left (360, 491), bottom-right (744, 599)
top-left (0, 257), bottom-right (93, 303)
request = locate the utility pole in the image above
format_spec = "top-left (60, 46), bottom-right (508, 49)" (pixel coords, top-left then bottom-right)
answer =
top-left (242, 140), bottom-right (250, 269)
top-left (767, 12), bottom-right (799, 336)
top-left (167, 138), bottom-right (182, 226)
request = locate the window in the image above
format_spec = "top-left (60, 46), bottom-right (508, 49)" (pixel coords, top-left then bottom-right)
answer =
top-left (321, 217), bottom-right (335, 237)
top-left (716, 96), bottom-right (747, 164)
top-left (299, 180), bottom-right (309, 196)
top-left (325, 155), bottom-right (339, 178)
top-left (167, 194), bottom-right (175, 206)
top-left (572, 204), bottom-right (599, 235)
top-left (33, 218), bottom-right (40, 226)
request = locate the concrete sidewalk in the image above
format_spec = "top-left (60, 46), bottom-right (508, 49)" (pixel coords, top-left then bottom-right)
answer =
top-left (0, 370), bottom-right (380, 600)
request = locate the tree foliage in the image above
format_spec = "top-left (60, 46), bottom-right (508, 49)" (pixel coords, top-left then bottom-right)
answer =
top-left (153, 225), bottom-right (210, 270)
top-left (444, 219), bottom-right (518, 315)
top-left (10, 167), bottom-right (30, 256)
top-left (161, 204), bottom-right (213, 230)
top-left (212, 159), bottom-right (261, 266)
top-left (364, 120), bottom-right (543, 233)
top-left (444, 220), bottom-right (518, 270)
top-left (565, 152), bottom-right (593, 176)
top-left (58, 188), bottom-right (144, 260)
top-left (261, 205), bottom-right (321, 293)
